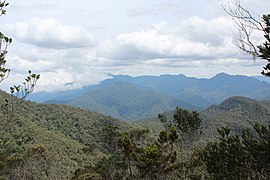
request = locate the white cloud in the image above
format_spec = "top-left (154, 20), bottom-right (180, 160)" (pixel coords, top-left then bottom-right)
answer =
top-left (97, 16), bottom-right (242, 62)
top-left (4, 18), bottom-right (94, 49)
top-left (94, 15), bottom-right (265, 80)
top-left (3, 41), bottom-right (106, 92)
top-left (31, 69), bottom-right (109, 92)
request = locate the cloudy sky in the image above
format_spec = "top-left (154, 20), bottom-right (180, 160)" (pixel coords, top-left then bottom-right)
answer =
top-left (1, 0), bottom-right (269, 92)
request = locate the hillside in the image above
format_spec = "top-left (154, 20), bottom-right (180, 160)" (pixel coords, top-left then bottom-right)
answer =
top-left (201, 96), bottom-right (270, 137)
top-left (138, 96), bottom-right (270, 138)
top-left (67, 82), bottom-right (198, 121)
top-left (1, 93), bottom-right (270, 178)
top-left (0, 91), bottom-right (133, 178)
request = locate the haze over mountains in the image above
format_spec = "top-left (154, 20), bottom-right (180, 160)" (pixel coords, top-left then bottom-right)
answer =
top-left (28, 73), bottom-right (270, 121)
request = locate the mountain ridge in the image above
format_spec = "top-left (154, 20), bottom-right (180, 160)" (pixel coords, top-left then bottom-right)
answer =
top-left (28, 73), bottom-right (270, 121)
top-left (67, 82), bottom-right (198, 121)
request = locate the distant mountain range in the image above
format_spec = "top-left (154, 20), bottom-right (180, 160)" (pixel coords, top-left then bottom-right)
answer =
top-left (28, 73), bottom-right (270, 121)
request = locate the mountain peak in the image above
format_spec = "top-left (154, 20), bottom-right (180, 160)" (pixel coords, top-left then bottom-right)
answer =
top-left (207, 96), bottom-right (268, 116)
top-left (220, 96), bottom-right (256, 109)
top-left (217, 72), bottom-right (229, 76)
top-left (212, 72), bottom-right (231, 79)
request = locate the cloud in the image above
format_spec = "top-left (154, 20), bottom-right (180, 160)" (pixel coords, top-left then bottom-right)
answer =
top-left (31, 69), bottom-right (109, 92)
top-left (4, 18), bottom-right (94, 49)
top-left (97, 28), bottom-right (170, 61)
top-left (2, 40), bottom-right (109, 92)
top-left (94, 15), bottom-right (266, 79)
top-left (97, 16), bottom-right (242, 62)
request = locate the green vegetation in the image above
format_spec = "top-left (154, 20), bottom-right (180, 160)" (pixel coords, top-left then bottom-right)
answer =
top-left (140, 96), bottom-right (270, 138)
top-left (1, 90), bottom-right (270, 179)
top-left (0, 90), bottom-right (134, 178)
top-left (201, 124), bottom-right (270, 179)
top-left (72, 108), bottom-right (200, 180)
top-left (67, 82), bottom-right (197, 121)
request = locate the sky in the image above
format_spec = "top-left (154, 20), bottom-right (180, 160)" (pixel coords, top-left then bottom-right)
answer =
top-left (1, 0), bottom-right (270, 92)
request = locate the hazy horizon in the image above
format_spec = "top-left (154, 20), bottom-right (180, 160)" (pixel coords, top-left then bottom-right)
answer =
top-left (27, 72), bottom-right (270, 93)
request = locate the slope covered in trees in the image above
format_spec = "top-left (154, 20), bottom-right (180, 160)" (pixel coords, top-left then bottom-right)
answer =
top-left (66, 82), bottom-right (198, 121)
top-left (0, 90), bottom-right (136, 178)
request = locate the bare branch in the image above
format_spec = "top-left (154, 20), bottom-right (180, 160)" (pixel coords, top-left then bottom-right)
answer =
top-left (223, 0), bottom-right (270, 77)
top-left (223, 0), bottom-right (267, 55)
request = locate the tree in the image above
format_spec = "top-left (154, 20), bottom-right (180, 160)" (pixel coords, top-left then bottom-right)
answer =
top-left (159, 107), bottom-right (202, 145)
top-left (0, 2), bottom-right (40, 132)
top-left (201, 124), bottom-right (270, 180)
top-left (117, 127), bottom-right (179, 179)
top-left (223, 0), bottom-right (270, 76)
top-left (0, 2), bottom-right (40, 178)
top-left (173, 107), bottom-right (202, 135)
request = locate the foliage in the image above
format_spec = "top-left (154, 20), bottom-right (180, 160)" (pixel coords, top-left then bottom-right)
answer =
top-left (114, 127), bottom-right (179, 179)
top-left (0, 0), bottom-right (11, 83)
top-left (259, 15), bottom-right (270, 76)
top-left (201, 124), bottom-right (270, 180)
top-left (0, 0), bottom-right (9, 16)
top-left (159, 107), bottom-right (202, 145)
top-left (0, 90), bottom-right (134, 178)
top-left (74, 127), bottom-right (180, 179)
top-left (173, 107), bottom-right (202, 135)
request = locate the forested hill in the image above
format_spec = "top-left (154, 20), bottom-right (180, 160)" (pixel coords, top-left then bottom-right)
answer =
top-left (138, 96), bottom-right (270, 138)
top-left (0, 90), bottom-right (134, 178)
top-left (66, 82), bottom-right (198, 121)
top-left (201, 96), bottom-right (270, 136)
